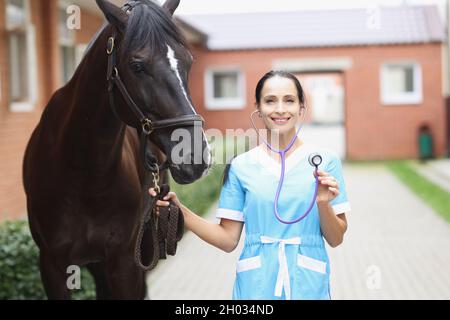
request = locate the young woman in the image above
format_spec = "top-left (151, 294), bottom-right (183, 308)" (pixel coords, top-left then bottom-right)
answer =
top-left (149, 70), bottom-right (351, 300)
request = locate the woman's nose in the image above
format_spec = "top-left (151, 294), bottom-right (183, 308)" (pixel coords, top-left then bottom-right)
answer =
top-left (275, 101), bottom-right (285, 112)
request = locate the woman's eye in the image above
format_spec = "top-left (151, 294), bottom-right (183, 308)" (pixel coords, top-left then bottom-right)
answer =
top-left (266, 100), bottom-right (274, 104)
top-left (130, 61), bottom-right (145, 73)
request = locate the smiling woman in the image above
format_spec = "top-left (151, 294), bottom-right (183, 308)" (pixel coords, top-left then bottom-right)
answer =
top-left (150, 70), bottom-right (352, 300)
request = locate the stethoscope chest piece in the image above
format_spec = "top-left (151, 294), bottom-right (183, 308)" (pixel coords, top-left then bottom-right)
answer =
top-left (308, 153), bottom-right (322, 168)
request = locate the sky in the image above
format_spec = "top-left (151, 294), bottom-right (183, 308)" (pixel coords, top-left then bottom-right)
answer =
top-left (153, 0), bottom-right (448, 22)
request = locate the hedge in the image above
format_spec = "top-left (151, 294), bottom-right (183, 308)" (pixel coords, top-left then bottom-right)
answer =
top-left (0, 220), bottom-right (95, 300)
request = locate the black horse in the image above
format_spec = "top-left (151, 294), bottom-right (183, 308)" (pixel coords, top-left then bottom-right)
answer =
top-left (22, 0), bottom-right (211, 299)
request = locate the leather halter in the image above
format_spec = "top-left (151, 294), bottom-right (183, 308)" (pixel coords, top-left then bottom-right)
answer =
top-left (106, 2), bottom-right (205, 183)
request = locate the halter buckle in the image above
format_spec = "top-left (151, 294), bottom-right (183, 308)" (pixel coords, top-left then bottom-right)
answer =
top-left (152, 171), bottom-right (160, 194)
top-left (107, 37), bottom-right (115, 55)
top-left (111, 67), bottom-right (118, 79)
top-left (142, 118), bottom-right (153, 135)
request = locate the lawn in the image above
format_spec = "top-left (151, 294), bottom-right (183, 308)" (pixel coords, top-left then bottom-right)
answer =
top-left (386, 160), bottom-right (450, 223)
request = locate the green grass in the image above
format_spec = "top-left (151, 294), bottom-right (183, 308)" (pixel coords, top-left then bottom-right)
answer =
top-left (386, 160), bottom-right (450, 223)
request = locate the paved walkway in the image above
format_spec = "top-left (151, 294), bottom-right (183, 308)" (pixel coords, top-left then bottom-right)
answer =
top-left (146, 164), bottom-right (450, 299)
top-left (410, 159), bottom-right (450, 193)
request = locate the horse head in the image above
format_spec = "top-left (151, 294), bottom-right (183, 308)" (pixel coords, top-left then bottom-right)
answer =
top-left (96, 0), bottom-right (212, 184)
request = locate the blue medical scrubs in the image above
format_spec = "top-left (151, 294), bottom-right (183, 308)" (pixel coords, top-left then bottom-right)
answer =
top-left (216, 143), bottom-right (351, 300)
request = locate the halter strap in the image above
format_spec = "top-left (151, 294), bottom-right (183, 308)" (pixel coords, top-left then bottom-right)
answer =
top-left (105, 4), bottom-right (204, 174)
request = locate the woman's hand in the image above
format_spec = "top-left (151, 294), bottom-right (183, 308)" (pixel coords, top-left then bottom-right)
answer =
top-left (314, 171), bottom-right (339, 203)
top-left (149, 188), bottom-right (182, 215)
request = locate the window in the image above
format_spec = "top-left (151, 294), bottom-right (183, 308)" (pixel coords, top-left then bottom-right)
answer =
top-left (205, 68), bottom-right (245, 110)
top-left (6, 0), bottom-right (36, 112)
top-left (59, 5), bottom-right (77, 85)
top-left (380, 62), bottom-right (422, 105)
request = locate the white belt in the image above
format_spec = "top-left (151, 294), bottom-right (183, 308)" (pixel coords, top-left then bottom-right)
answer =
top-left (260, 236), bottom-right (301, 300)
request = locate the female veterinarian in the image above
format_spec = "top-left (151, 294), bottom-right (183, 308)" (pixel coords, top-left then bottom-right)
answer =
top-left (149, 70), bottom-right (351, 300)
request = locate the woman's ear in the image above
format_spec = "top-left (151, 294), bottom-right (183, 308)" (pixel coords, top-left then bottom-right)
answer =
top-left (256, 106), bottom-right (262, 118)
top-left (300, 105), bottom-right (306, 115)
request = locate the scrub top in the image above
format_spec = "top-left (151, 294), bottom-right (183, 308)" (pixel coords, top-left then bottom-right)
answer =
top-left (216, 143), bottom-right (351, 300)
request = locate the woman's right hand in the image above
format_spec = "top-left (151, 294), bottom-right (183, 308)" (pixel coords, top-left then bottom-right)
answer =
top-left (149, 188), bottom-right (182, 209)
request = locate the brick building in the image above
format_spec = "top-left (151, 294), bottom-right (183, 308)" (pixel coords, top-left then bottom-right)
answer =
top-left (182, 5), bottom-right (448, 160)
top-left (0, 0), bottom-right (103, 221)
top-left (0, 2), bottom-right (448, 221)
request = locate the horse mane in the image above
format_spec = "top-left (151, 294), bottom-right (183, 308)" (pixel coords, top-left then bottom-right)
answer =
top-left (122, 0), bottom-right (189, 54)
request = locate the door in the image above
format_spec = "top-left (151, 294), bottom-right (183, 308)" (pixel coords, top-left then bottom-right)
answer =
top-left (295, 72), bottom-right (346, 159)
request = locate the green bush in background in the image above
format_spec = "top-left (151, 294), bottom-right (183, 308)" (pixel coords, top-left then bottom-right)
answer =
top-left (0, 220), bottom-right (45, 299)
top-left (0, 220), bottom-right (95, 300)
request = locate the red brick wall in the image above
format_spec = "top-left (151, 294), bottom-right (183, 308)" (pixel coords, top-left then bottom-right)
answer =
top-left (0, 0), bottom-right (5, 116)
top-left (0, 1), bottom-right (103, 221)
top-left (188, 43), bottom-right (447, 161)
top-left (345, 44), bottom-right (446, 160)
top-left (0, 0), bottom-right (44, 222)
top-left (76, 9), bottom-right (104, 44)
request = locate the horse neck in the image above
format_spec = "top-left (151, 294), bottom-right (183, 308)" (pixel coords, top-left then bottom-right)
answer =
top-left (62, 26), bottom-right (126, 172)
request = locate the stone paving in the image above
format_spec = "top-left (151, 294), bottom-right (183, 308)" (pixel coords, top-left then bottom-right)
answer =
top-left (146, 163), bottom-right (450, 300)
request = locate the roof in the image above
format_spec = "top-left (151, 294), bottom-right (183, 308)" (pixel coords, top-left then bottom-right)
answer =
top-left (178, 5), bottom-right (446, 51)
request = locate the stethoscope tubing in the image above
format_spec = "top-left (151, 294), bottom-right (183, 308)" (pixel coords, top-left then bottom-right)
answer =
top-left (250, 110), bottom-right (320, 224)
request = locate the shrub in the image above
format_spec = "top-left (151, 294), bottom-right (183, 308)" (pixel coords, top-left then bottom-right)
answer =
top-left (0, 220), bottom-right (95, 300)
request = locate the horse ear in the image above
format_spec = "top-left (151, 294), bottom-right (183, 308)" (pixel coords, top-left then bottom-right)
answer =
top-left (162, 0), bottom-right (180, 16)
top-left (96, 0), bottom-right (128, 33)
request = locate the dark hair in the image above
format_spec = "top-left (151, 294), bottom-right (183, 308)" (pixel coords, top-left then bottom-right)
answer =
top-left (222, 71), bottom-right (306, 187)
top-left (221, 155), bottom-right (237, 186)
top-left (255, 70), bottom-right (306, 108)
top-left (122, 1), bottom-right (188, 55)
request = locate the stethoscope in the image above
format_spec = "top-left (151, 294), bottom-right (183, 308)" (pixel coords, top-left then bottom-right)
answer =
top-left (250, 109), bottom-right (323, 224)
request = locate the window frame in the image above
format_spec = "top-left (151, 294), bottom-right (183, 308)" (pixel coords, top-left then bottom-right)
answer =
top-left (380, 61), bottom-right (423, 106)
top-left (204, 67), bottom-right (246, 110)
top-left (6, 0), bottom-right (37, 113)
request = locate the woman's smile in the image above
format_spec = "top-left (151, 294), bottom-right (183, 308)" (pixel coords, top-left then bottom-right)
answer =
top-left (270, 116), bottom-right (291, 125)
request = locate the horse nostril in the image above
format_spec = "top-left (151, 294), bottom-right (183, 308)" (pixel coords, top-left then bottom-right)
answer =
top-left (182, 152), bottom-right (193, 165)
top-left (183, 152), bottom-right (197, 165)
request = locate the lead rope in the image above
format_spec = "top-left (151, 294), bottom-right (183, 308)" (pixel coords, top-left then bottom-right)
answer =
top-left (134, 189), bottom-right (160, 271)
top-left (134, 181), bottom-right (184, 271)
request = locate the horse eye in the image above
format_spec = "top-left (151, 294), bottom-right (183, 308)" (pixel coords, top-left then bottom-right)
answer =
top-left (130, 61), bottom-right (145, 74)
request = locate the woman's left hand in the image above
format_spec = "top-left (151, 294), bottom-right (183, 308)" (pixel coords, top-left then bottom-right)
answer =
top-left (314, 171), bottom-right (339, 203)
